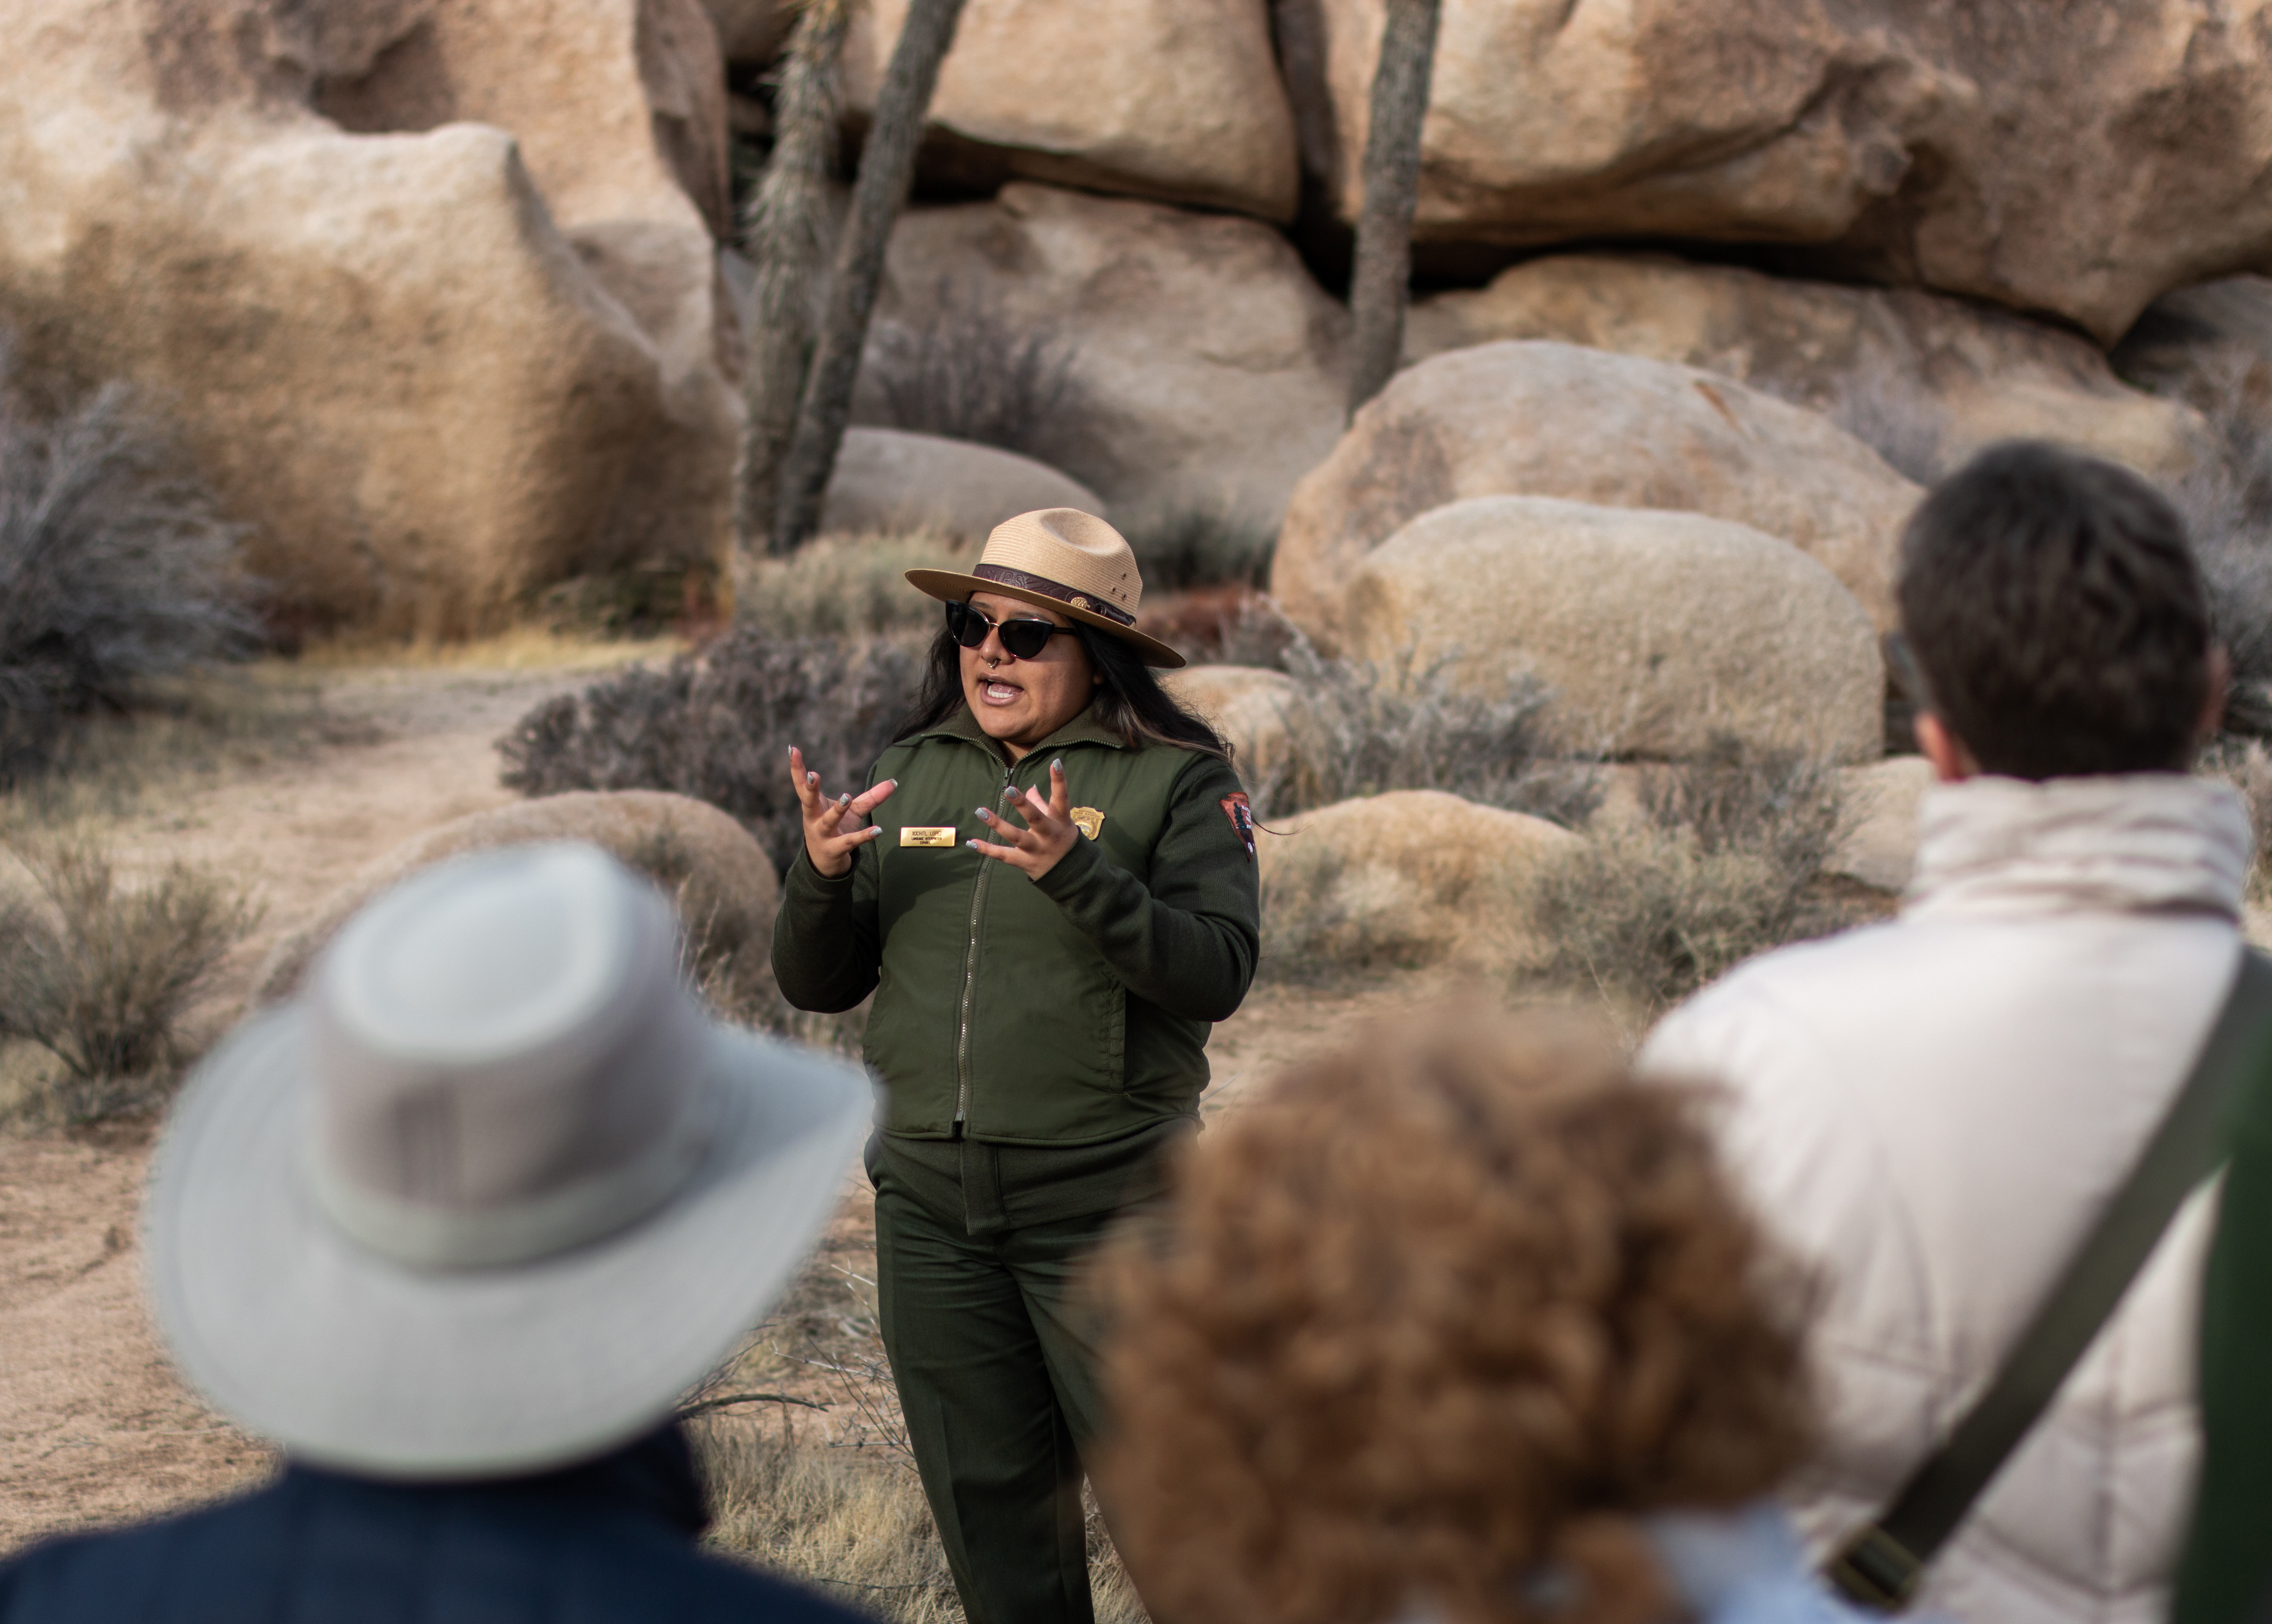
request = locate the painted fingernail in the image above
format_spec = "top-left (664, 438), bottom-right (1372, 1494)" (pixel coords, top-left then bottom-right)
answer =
top-left (1052, 758), bottom-right (1063, 772)
top-left (966, 839), bottom-right (981, 849)
top-left (838, 792), bottom-right (851, 806)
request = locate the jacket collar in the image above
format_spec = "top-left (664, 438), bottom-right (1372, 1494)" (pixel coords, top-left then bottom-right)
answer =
top-left (921, 701), bottom-right (1128, 759)
top-left (1905, 772), bottom-right (2250, 923)
top-left (287, 1424), bottom-right (708, 1536)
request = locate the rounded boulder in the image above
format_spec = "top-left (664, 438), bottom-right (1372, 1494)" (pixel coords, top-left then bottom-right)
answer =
top-left (1270, 340), bottom-right (1918, 648)
top-left (1161, 665), bottom-right (1298, 793)
top-left (821, 428), bottom-right (1107, 540)
top-left (1258, 789), bottom-right (1579, 969)
top-left (1341, 496), bottom-right (1883, 763)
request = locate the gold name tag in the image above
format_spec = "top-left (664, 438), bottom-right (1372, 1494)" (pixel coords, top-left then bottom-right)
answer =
top-left (900, 825), bottom-right (957, 848)
top-left (1070, 808), bottom-right (1105, 840)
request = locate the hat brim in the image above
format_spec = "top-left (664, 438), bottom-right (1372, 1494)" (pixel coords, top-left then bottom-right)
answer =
top-left (144, 1008), bottom-right (871, 1480)
top-left (904, 569), bottom-right (1187, 669)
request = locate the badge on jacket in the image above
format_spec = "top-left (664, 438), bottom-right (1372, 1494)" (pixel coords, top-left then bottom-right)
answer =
top-left (1219, 792), bottom-right (1255, 860)
top-left (901, 826), bottom-right (957, 848)
top-left (1070, 807), bottom-right (1105, 840)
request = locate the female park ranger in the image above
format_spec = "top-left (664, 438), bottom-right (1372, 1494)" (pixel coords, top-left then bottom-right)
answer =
top-left (771, 508), bottom-right (1261, 1624)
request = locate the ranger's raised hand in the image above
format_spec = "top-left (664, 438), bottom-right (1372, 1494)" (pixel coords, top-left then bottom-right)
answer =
top-left (970, 759), bottom-right (1079, 880)
top-left (790, 746), bottom-right (897, 877)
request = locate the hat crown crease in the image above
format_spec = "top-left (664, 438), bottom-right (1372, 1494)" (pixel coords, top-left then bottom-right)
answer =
top-left (303, 844), bottom-right (716, 1272)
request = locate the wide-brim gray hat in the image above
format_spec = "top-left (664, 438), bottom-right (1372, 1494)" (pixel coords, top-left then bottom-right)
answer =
top-left (143, 843), bottom-right (871, 1480)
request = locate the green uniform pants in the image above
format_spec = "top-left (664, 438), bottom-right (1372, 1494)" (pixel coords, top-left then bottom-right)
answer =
top-left (872, 1128), bottom-right (1181, 1624)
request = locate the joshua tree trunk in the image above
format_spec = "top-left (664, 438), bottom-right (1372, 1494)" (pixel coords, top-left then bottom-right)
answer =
top-left (773, 0), bottom-right (969, 553)
top-left (1345, 0), bottom-right (1442, 419)
top-left (734, 0), bottom-right (853, 553)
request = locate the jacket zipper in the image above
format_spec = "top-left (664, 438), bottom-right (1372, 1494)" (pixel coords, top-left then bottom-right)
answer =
top-left (953, 762), bottom-right (1016, 1126)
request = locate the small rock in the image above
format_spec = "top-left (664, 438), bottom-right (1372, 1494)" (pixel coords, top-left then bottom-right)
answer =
top-left (1341, 496), bottom-right (1884, 764)
top-left (252, 792), bottom-right (779, 1006)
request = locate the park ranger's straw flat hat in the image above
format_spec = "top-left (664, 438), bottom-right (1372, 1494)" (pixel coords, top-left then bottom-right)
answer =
top-left (143, 843), bottom-right (870, 1479)
top-left (905, 507), bottom-right (1186, 668)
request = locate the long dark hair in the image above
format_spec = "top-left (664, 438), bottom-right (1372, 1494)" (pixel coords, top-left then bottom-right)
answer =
top-left (894, 608), bottom-right (1230, 761)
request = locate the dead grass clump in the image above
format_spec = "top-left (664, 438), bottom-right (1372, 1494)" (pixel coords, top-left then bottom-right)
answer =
top-left (0, 350), bottom-right (263, 788)
top-left (1526, 738), bottom-right (1864, 1023)
top-left (736, 530), bottom-right (967, 642)
top-left (0, 834), bottom-right (260, 1124)
top-left (498, 628), bottom-right (920, 874)
top-left (1258, 633), bottom-right (1602, 828)
top-left (866, 279), bottom-right (1089, 470)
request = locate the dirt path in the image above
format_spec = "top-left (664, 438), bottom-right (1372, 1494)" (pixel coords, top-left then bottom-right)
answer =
top-left (0, 661), bottom-right (1435, 1554)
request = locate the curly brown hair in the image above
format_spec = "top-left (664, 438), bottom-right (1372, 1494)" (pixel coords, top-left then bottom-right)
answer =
top-left (1095, 1006), bottom-right (1814, 1624)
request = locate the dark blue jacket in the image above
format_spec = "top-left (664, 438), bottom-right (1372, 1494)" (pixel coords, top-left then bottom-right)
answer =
top-left (0, 1425), bottom-right (862, 1624)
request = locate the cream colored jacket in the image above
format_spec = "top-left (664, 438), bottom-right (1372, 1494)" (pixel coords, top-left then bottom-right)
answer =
top-left (1640, 774), bottom-right (2252, 1624)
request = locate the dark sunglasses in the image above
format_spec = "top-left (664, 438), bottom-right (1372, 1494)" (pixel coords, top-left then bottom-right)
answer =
top-left (945, 600), bottom-right (1073, 661)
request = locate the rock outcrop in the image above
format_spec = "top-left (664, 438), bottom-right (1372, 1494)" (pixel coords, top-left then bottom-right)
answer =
top-left (858, 184), bottom-right (1347, 537)
top-left (1258, 788), bottom-right (1578, 967)
top-left (1278, 0), bottom-right (2272, 340)
top-left (1341, 497), bottom-right (1883, 763)
top-left (1408, 254), bottom-right (2214, 485)
top-left (821, 428), bottom-right (1105, 540)
top-left (252, 791), bottom-right (779, 1004)
top-left (844, 0), bottom-right (1297, 223)
top-left (1270, 341), bottom-right (1919, 648)
top-left (0, 0), bottom-right (738, 638)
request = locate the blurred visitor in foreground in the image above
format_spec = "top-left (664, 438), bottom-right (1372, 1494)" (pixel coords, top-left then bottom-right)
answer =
top-left (0, 843), bottom-right (871, 1623)
top-left (1642, 441), bottom-right (2248, 1622)
top-left (2174, 1036), bottom-right (2272, 1624)
top-left (1097, 1006), bottom-right (1866, 1624)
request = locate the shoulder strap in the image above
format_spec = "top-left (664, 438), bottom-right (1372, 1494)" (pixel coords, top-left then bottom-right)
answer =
top-left (1827, 948), bottom-right (2272, 1611)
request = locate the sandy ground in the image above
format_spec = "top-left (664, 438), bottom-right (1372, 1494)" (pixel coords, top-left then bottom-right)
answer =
top-left (0, 657), bottom-right (1429, 1555)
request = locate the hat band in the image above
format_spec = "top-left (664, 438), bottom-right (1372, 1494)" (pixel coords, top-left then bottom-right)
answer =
top-left (304, 1053), bottom-right (723, 1273)
top-left (971, 563), bottom-right (1136, 626)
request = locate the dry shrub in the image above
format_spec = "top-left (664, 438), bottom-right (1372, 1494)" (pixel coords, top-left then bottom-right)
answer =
top-left (2201, 735), bottom-right (2272, 904)
top-left (1120, 505), bottom-right (1275, 594)
top-left (498, 628), bottom-right (921, 873)
top-left (0, 350), bottom-right (263, 786)
top-left (866, 279), bottom-right (1089, 469)
top-left (0, 834), bottom-right (260, 1123)
top-left (1526, 738), bottom-right (1866, 1022)
top-left (1095, 1005), bottom-right (1812, 1624)
top-left (737, 530), bottom-right (967, 642)
top-left (1258, 631), bottom-right (1602, 828)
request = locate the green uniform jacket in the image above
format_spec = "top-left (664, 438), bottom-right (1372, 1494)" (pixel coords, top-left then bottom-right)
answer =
top-left (771, 704), bottom-right (1262, 1145)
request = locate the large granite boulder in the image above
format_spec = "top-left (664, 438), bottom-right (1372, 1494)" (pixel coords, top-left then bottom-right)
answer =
top-left (1270, 341), bottom-right (1919, 648)
top-left (0, 0), bottom-right (738, 638)
top-left (1276, 0), bottom-right (2272, 340)
top-left (1342, 497), bottom-right (1883, 764)
top-left (821, 428), bottom-right (1105, 540)
top-left (1408, 254), bottom-right (2215, 486)
top-left (1258, 788), bottom-right (1579, 968)
top-left (844, 0), bottom-right (1297, 223)
top-left (252, 791), bottom-right (779, 1005)
top-left (856, 183), bottom-right (1347, 537)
